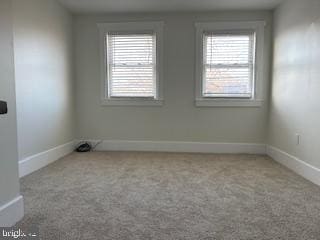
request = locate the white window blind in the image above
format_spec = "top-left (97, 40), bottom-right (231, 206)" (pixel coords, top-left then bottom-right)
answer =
top-left (106, 32), bottom-right (156, 98)
top-left (203, 32), bottom-right (255, 98)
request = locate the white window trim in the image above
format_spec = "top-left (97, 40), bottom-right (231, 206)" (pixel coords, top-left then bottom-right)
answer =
top-left (195, 21), bottom-right (265, 107)
top-left (98, 21), bottom-right (164, 106)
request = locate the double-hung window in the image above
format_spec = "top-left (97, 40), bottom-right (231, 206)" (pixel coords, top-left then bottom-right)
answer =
top-left (98, 22), bottom-right (164, 106)
top-left (203, 31), bottom-right (255, 98)
top-left (195, 21), bottom-right (265, 107)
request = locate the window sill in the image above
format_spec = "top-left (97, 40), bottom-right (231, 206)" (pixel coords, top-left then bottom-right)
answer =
top-left (195, 98), bottom-right (263, 108)
top-left (101, 98), bottom-right (164, 107)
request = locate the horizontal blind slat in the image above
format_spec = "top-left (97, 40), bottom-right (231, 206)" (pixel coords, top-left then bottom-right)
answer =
top-left (107, 33), bottom-right (156, 98)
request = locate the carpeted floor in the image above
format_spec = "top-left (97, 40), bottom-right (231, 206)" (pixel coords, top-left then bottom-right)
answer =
top-left (16, 152), bottom-right (320, 240)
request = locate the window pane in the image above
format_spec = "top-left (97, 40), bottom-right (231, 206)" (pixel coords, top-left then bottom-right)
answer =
top-left (204, 66), bottom-right (252, 97)
top-left (203, 33), bottom-right (254, 98)
top-left (107, 33), bottom-right (155, 98)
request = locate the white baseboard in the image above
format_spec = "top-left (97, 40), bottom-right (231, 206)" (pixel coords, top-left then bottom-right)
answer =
top-left (0, 196), bottom-right (24, 227)
top-left (79, 139), bottom-right (266, 154)
top-left (266, 146), bottom-right (320, 186)
top-left (19, 141), bottom-right (75, 178)
top-left (23, 139), bottom-right (318, 186)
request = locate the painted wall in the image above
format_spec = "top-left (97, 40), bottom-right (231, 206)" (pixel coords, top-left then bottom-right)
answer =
top-left (74, 11), bottom-right (272, 143)
top-left (13, 0), bottom-right (75, 161)
top-left (268, 0), bottom-right (320, 168)
top-left (0, 0), bottom-right (20, 207)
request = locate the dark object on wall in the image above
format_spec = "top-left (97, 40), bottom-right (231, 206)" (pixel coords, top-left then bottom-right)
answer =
top-left (76, 142), bottom-right (92, 152)
top-left (0, 100), bottom-right (8, 115)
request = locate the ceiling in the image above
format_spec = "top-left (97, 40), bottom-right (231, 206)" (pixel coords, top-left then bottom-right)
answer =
top-left (58, 0), bottom-right (284, 13)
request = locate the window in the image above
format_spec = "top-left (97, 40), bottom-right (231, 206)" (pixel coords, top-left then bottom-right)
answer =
top-left (107, 33), bottom-right (155, 98)
top-left (195, 21), bottom-right (265, 107)
top-left (203, 32), bottom-right (255, 98)
top-left (98, 22), bottom-right (164, 106)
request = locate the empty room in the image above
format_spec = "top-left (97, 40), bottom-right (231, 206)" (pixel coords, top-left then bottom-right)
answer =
top-left (0, 0), bottom-right (320, 239)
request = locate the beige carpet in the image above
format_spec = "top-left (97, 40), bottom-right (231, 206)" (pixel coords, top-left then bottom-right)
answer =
top-left (16, 152), bottom-right (320, 240)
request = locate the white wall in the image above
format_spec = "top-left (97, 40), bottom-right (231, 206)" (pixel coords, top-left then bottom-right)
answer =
top-left (13, 0), bottom-right (75, 161)
top-left (268, 0), bottom-right (320, 168)
top-left (0, 0), bottom-right (23, 226)
top-left (75, 11), bottom-right (272, 143)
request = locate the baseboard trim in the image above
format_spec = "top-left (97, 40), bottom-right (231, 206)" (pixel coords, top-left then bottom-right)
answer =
top-left (0, 196), bottom-right (24, 227)
top-left (79, 139), bottom-right (266, 154)
top-left (19, 141), bottom-right (75, 178)
top-left (266, 146), bottom-right (320, 186)
top-left (22, 140), bottom-right (318, 186)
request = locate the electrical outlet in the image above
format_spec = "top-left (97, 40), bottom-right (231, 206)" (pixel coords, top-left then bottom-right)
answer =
top-left (295, 134), bottom-right (300, 145)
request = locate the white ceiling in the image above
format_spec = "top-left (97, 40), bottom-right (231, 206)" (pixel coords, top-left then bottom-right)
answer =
top-left (58, 0), bottom-right (284, 13)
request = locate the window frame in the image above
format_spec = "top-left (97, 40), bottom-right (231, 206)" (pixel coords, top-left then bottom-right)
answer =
top-left (195, 21), bottom-right (265, 107)
top-left (98, 22), bottom-right (164, 106)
